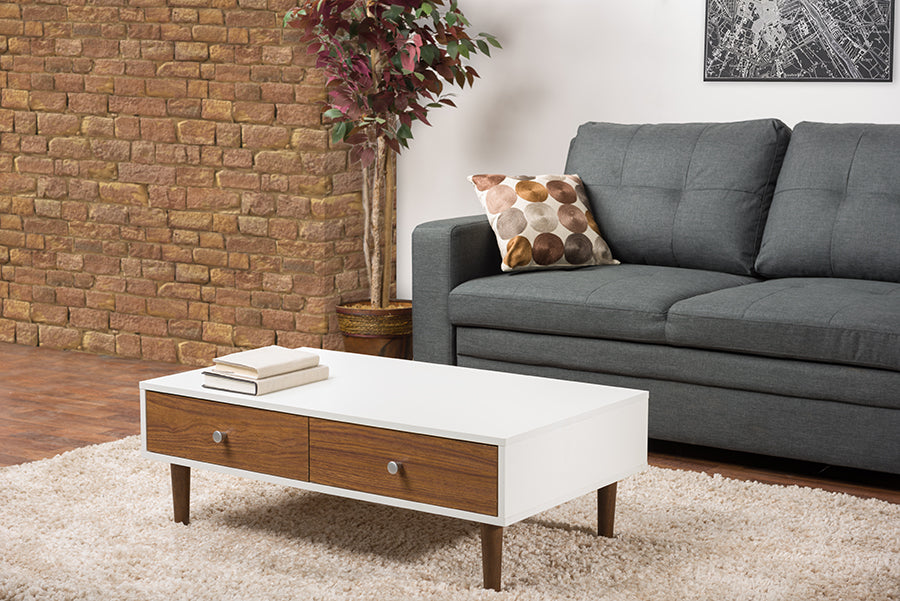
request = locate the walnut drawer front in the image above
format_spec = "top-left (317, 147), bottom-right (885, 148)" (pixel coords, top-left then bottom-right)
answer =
top-left (145, 391), bottom-right (309, 481)
top-left (308, 418), bottom-right (498, 516)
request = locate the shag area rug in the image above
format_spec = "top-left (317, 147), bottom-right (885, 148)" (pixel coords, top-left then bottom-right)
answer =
top-left (1, 437), bottom-right (897, 601)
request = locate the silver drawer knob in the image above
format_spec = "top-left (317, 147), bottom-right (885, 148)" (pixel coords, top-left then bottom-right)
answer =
top-left (212, 430), bottom-right (227, 444)
top-left (387, 461), bottom-right (401, 475)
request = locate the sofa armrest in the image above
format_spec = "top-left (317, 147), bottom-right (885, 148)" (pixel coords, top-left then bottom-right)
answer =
top-left (412, 215), bottom-right (500, 365)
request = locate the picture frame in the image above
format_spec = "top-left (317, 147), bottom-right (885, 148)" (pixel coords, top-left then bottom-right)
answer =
top-left (704, 0), bottom-right (895, 82)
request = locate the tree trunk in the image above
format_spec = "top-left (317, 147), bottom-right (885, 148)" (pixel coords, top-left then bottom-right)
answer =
top-left (360, 161), bottom-right (373, 298)
top-left (382, 147), bottom-right (396, 307)
top-left (367, 135), bottom-right (394, 308)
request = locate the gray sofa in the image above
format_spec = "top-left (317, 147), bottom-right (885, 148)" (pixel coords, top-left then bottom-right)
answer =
top-left (412, 119), bottom-right (900, 475)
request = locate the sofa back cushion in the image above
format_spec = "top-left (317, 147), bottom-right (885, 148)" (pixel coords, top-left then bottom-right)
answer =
top-left (755, 122), bottom-right (900, 283)
top-left (565, 119), bottom-right (791, 275)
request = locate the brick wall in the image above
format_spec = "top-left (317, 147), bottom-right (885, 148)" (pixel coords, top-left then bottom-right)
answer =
top-left (0, 0), bottom-right (366, 365)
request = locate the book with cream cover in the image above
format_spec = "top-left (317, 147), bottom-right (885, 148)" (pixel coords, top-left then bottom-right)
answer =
top-left (212, 345), bottom-right (319, 379)
top-left (202, 364), bottom-right (329, 395)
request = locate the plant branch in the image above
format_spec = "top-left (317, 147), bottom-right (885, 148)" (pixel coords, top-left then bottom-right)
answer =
top-left (283, 0), bottom-right (499, 308)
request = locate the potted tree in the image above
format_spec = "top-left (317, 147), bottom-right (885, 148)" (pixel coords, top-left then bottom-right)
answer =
top-left (284, 0), bottom-right (498, 358)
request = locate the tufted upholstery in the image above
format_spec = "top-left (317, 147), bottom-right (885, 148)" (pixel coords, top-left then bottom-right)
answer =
top-left (565, 119), bottom-right (791, 276)
top-left (755, 122), bottom-right (900, 283)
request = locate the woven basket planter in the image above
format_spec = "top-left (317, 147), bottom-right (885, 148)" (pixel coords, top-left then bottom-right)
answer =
top-left (335, 300), bottom-right (412, 360)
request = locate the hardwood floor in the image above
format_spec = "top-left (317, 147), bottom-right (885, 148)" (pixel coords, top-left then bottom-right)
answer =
top-left (649, 440), bottom-right (899, 504)
top-left (0, 341), bottom-right (897, 503)
top-left (0, 342), bottom-right (188, 465)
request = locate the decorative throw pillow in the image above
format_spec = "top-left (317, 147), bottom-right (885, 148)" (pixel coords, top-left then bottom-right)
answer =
top-left (469, 173), bottom-right (619, 272)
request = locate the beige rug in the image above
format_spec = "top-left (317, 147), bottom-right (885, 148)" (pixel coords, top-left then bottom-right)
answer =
top-left (1, 437), bottom-right (897, 601)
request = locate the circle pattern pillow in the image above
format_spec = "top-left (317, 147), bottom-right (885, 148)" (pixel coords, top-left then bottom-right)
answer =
top-left (469, 174), bottom-right (619, 272)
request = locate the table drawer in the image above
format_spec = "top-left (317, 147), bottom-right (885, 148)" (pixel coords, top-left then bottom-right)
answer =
top-left (309, 418), bottom-right (498, 516)
top-left (145, 391), bottom-right (309, 481)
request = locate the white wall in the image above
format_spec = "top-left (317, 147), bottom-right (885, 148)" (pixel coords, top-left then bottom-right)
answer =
top-left (396, 0), bottom-right (900, 298)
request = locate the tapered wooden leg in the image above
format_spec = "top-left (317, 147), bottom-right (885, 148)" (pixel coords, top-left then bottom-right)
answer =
top-left (480, 524), bottom-right (503, 591)
top-left (171, 464), bottom-right (190, 525)
top-left (597, 482), bottom-right (617, 537)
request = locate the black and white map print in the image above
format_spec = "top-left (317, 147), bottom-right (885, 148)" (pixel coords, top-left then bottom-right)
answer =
top-left (704, 0), bottom-right (894, 81)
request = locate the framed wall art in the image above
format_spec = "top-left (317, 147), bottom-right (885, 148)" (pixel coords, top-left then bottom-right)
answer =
top-left (704, 0), bottom-right (894, 81)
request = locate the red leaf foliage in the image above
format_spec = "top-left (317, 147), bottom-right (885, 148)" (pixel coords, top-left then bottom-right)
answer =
top-left (283, 0), bottom-right (499, 165)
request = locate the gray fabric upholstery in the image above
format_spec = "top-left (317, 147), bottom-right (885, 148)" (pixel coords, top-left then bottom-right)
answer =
top-left (667, 278), bottom-right (900, 371)
top-left (455, 328), bottom-right (900, 409)
top-left (411, 216), bottom-right (500, 364)
top-left (410, 119), bottom-right (900, 475)
top-left (565, 119), bottom-right (790, 275)
top-left (456, 355), bottom-right (900, 475)
top-left (448, 264), bottom-right (757, 343)
top-left (756, 122), bottom-right (900, 283)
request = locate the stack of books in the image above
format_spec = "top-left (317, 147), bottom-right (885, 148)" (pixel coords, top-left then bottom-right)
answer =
top-left (202, 346), bottom-right (329, 395)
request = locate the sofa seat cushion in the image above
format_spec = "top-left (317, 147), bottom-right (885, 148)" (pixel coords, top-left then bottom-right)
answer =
top-left (449, 264), bottom-right (757, 343)
top-left (667, 278), bottom-right (900, 371)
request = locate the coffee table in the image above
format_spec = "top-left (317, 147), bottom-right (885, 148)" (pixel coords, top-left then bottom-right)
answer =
top-left (140, 349), bottom-right (648, 590)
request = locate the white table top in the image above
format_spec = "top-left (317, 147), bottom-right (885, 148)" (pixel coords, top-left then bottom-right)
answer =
top-left (141, 349), bottom-right (647, 446)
